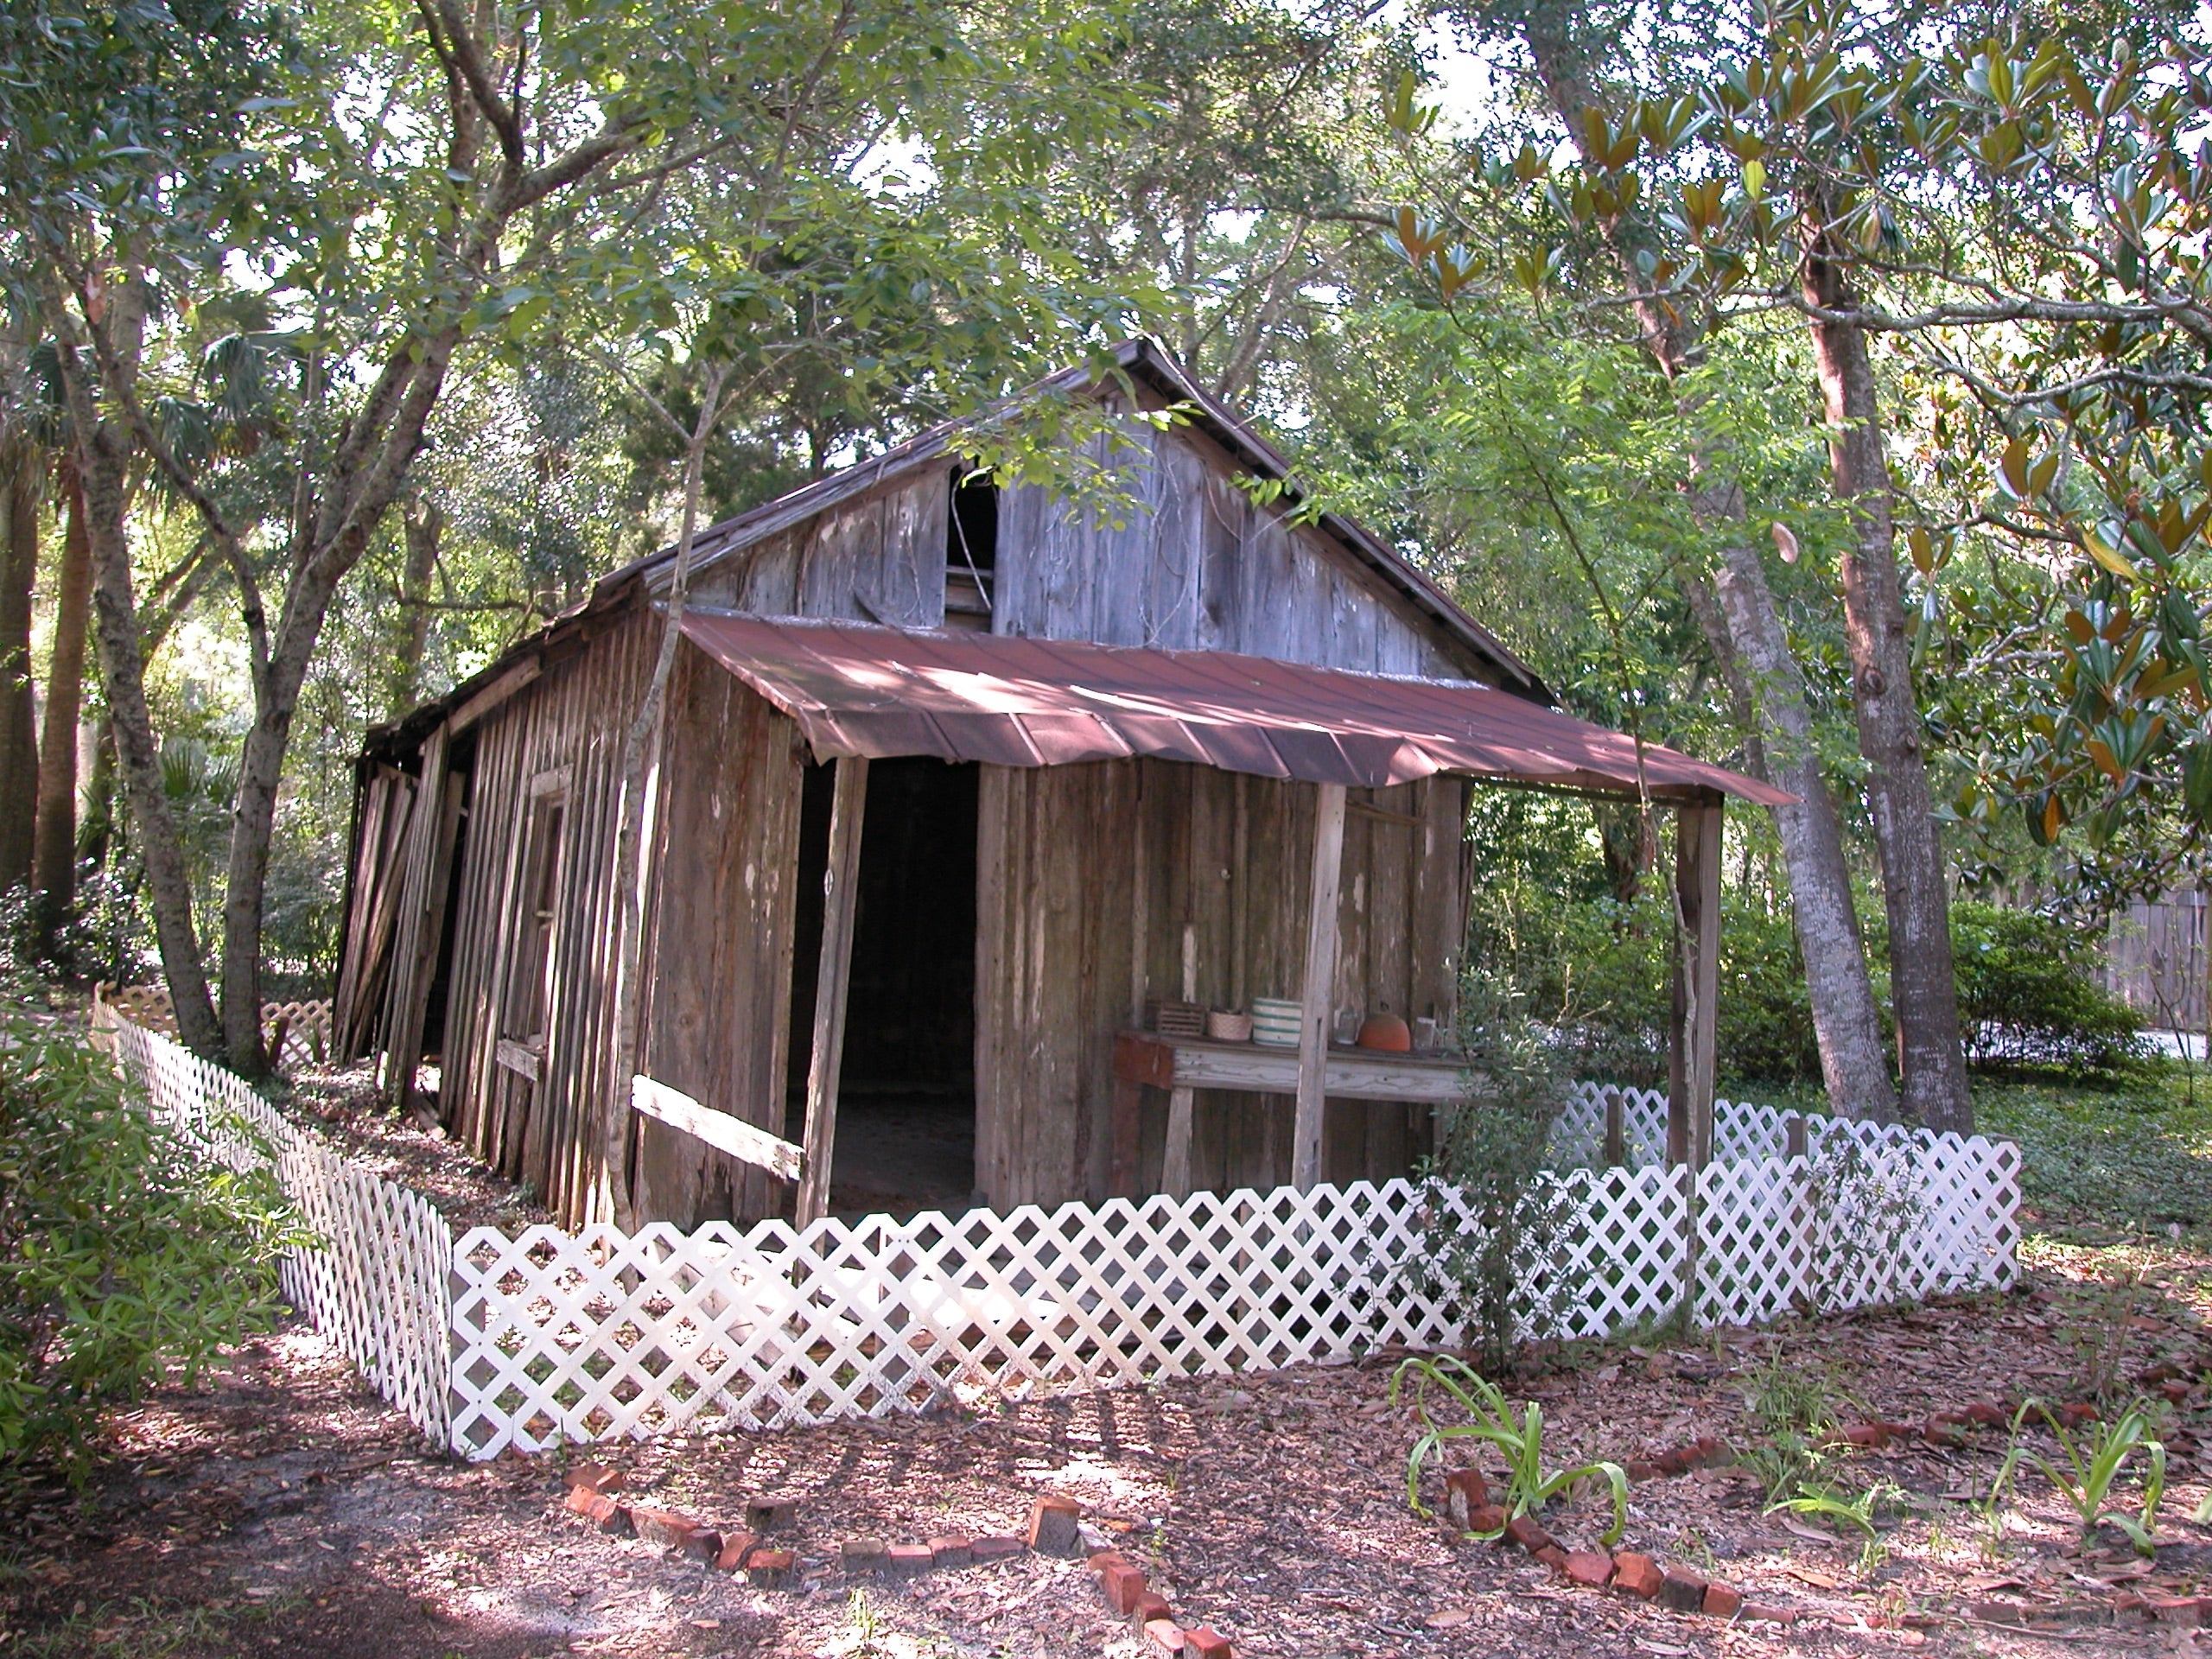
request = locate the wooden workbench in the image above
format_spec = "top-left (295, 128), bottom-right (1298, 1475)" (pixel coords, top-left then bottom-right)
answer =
top-left (1111, 1031), bottom-right (1483, 1198)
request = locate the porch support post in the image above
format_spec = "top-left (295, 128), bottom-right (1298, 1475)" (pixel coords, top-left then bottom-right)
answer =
top-left (796, 755), bottom-right (868, 1228)
top-left (1668, 792), bottom-right (1722, 1171)
top-left (1293, 781), bottom-right (1348, 1188)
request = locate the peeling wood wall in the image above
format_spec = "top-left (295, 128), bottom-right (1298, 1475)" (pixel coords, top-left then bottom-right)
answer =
top-left (992, 420), bottom-right (1476, 682)
top-left (975, 758), bottom-right (1469, 1209)
top-left (438, 608), bottom-right (658, 1227)
top-left (689, 467), bottom-right (949, 627)
top-left (630, 649), bottom-right (805, 1228)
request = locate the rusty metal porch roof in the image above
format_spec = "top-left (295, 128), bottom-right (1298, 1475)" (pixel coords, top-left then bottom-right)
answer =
top-left (677, 612), bottom-right (1792, 804)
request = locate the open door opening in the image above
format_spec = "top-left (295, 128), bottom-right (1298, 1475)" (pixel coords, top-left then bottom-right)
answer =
top-left (786, 755), bottom-right (979, 1217)
top-left (418, 728), bottom-right (476, 1084)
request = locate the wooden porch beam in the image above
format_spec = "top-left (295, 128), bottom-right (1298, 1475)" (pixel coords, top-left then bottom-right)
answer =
top-left (1668, 795), bottom-right (1722, 1170)
top-left (1293, 781), bottom-right (1348, 1188)
top-left (796, 755), bottom-right (868, 1228)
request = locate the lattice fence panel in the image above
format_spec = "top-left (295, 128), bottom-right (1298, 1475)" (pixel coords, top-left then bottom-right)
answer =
top-left (102, 1014), bottom-right (2018, 1464)
top-left (110, 1020), bottom-right (452, 1445)
top-left (97, 987), bottom-right (334, 1071)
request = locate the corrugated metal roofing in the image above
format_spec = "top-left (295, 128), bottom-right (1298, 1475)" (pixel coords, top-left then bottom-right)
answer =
top-left (677, 612), bottom-right (1793, 805)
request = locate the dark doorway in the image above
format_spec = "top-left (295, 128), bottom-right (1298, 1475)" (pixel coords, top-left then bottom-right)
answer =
top-left (786, 756), bottom-right (979, 1216)
top-left (419, 728), bottom-right (476, 1070)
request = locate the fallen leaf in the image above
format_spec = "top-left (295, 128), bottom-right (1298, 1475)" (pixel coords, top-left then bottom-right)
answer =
top-left (1424, 1609), bottom-right (1471, 1629)
top-left (1783, 1517), bottom-right (1838, 1544)
top-left (1785, 1565), bottom-right (1846, 1589)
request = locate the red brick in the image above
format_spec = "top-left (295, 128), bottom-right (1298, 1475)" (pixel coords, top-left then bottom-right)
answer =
top-left (746, 1548), bottom-right (797, 1589)
top-left (1132, 1590), bottom-right (1173, 1625)
top-left (929, 1535), bottom-right (975, 1569)
top-left (1840, 1422), bottom-right (1891, 1449)
top-left (2146, 1593), bottom-right (2211, 1627)
top-left (2164, 1379), bottom-right (2193, 1405)
top-left (677, 1526), bottom-right (722, 1563)
top-left (1142, 1618), bottom-right (1187, 1656)
top-left (629, 1505), bottom-right (704, 1548)
top-left (1443, 1467), bottom-right (1491, 1527)
top-left (563, 1486), bottom-right (627, 1530)
top-left (1535, 1544), bottom-right (1569, 1572)
top-left (1464, 1503), bottom-right (1506, 1535)
top-left (1657, 1565), bottom-right (1708, 1613)
top-left (1651, 1447), bottom-right (1692, 1475)
top-left (1184, 1630), bottom-right (1234, 1659)
top-left (1964, 1402), bottom-right (2009, 1427)
top-left (1563, 1551), bottom-right (1613, 1588)
top-left (715, 1532), bottom-right (761, 1573)
top-left (1102, 1560), bottom-right (1149, 1616)
top-left (841, 1537), bottom-right (888, 1573)
top-left (1688, 1435), bottom-right (1731, 1469)
top-left (1703, 1582), bottom-right (1745, 1618)
top-left (745, 1492), bottom-right (799, 1532)
top-left (1923, 1413), bottom-right (1968, 1447)
top-left (563, 1462), bottom-right (625, 1495)
top-left (1624, 1459), bottom-right (1662, 1482)
top-left (887, 1543), bottom-right (934, 1578)
top-left (971, 1535), bottom-right (1025, 1561)
top-left (1503, 1514), bottom-right (1553, 1554)
top-left (1027, 1494), bottom-right (1083, 1554)
top-left (2057, 1402), bottom-right (2100, 1430)
top-left (1611, 1553), bottom-right (1663, 1598)
top-left (1739, 1602), bottom-right (1796, 1624)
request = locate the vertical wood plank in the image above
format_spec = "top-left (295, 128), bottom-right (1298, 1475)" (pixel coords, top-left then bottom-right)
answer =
top-left (1668, 796), bottom-right (1722, 1170)
top-left (1161, 1084), bottom-right (1196, 1197)
top-left (797, 755), bottom-right (870, 1227)
top-left (1294, 782), bottom-right (1348, 1188)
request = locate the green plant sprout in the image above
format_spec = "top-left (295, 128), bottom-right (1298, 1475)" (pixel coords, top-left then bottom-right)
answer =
top-left (1391, 1355), bottom-right (1629, 1545)
top-left (1994, 1398), bottom-right (2168, 1554)
top-left (1768, 1482), bottom-right (1881, 1538)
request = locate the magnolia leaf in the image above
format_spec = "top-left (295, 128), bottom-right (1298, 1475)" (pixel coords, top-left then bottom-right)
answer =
top-left (2084, 531), bottom-right (2141, 582)
top-left (1998, 435), bottom-right (2031, 498)
top-left (1770, 521), bottom-right (1801, 563)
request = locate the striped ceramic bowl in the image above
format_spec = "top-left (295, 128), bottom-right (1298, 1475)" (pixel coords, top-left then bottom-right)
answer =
top-left (1250, 997), bottom-right (1302, 1047)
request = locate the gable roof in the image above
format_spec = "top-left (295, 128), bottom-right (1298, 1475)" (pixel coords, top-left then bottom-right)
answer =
top-left (596, 336), bottom-right (1548, 701)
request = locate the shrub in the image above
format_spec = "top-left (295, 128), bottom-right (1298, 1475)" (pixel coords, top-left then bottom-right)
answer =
top-left (1410, 969), bottom-right (1574, 1370)
top-left (1950, 901), bottom-right (2147, 1074)
top-left (0, 1007), bottom-right (297, 1481)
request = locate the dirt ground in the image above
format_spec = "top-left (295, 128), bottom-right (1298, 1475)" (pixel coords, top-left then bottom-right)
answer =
top-left (9, 1229), bottom-right (2212, 1658)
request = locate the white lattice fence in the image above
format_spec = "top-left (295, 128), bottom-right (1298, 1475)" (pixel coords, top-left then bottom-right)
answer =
top-left (95, 985), bottom-right (334, 1071)
top-left (109, 1020), bottom-right (453, 1446)
top-left (102, 1014), bottom-right (2018, 1464)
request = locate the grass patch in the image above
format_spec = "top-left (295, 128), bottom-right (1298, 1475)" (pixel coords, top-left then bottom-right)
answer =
top-left (1976, 1063), bottom-right (2212, 1230)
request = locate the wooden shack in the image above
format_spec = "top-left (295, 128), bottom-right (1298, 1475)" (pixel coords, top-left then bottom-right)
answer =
top-left (335, 339), bottom-right (1787, 1230)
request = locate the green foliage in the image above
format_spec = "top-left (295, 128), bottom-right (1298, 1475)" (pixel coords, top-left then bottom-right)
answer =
top-left (1769, 1482), bottom-right (1883, 1539)
top-left (1390, 1355), bottom-right (1629, 1545)
top-left (1411, 968), bottom-right (1573, 1370)
top-left (1738, 1352), bottom-right (1845, 1505)
top-left (1980, 1071), bottom-right (2212, 1227)
top-left (1950, 902), bottom-right (2147, 1075)
top-left (0, 1011), bottom-right (297, 1480)
top-left (1995, 1398), bottom-right (2169, 1554)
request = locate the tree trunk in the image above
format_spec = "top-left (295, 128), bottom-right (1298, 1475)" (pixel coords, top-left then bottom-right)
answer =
top-left (393, 498), bottom-right (442, 715)
top-left (0, 446), bottom-right (38, 892)
top-left (1710, 536), bottom-right (1899, 1118)
top-left (1519, 2), bottom-right (1898, 1120)
top-left (1802, 240), bottom-right (1971, 1133)
top-left (34, 461), bottom-right (93, 931)
top-left (79, 423), bottom-right (221, 1048)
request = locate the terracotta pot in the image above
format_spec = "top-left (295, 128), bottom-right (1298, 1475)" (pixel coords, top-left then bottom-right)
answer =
top-left (1356, 1012), bottom-right (1412, 1052)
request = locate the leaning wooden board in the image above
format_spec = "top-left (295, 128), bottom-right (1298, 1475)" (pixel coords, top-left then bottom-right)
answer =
top-left (632, 1074), bottom-right (805, 1185)
top-left (1113, 1031), bottom-right (1486, 1103)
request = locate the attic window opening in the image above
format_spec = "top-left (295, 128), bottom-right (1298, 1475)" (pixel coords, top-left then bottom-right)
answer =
top-left (944, 471), bottom-right (996, 628)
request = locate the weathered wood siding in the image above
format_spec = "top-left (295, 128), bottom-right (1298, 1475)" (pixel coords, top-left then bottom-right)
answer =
top-left (975, 757), bottom-right (1468, 1208)
top-left (689, 466), bottom-right (949, 627)
top-left (439, 607), bottom-right (659, 1226)
top-left (993, 421), bottom-right (1474, 681)
top-left (334, 762), bottom-right (417, 1057)
top-left (630, 645), bottom-right (806, 1227)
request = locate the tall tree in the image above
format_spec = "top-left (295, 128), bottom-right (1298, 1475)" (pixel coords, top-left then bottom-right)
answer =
top-left (0, 433), bottom-right (35, 892)
top-left (33, 463), bottom-right (92, 931)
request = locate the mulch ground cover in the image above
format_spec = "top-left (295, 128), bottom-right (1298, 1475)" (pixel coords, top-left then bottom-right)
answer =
top-left (10, 1231), bottom-right (2212, 1657)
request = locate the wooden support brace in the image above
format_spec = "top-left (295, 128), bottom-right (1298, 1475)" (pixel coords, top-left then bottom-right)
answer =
top-left (1161, 1085), bottom-right (1196, 1198)
top-left (1293, 782), bottom-right (1348, 1189)
top-left (796, 756), bottom-right (868, 1228)
top-left (1668, 795), bottom-right (1722, 1172)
